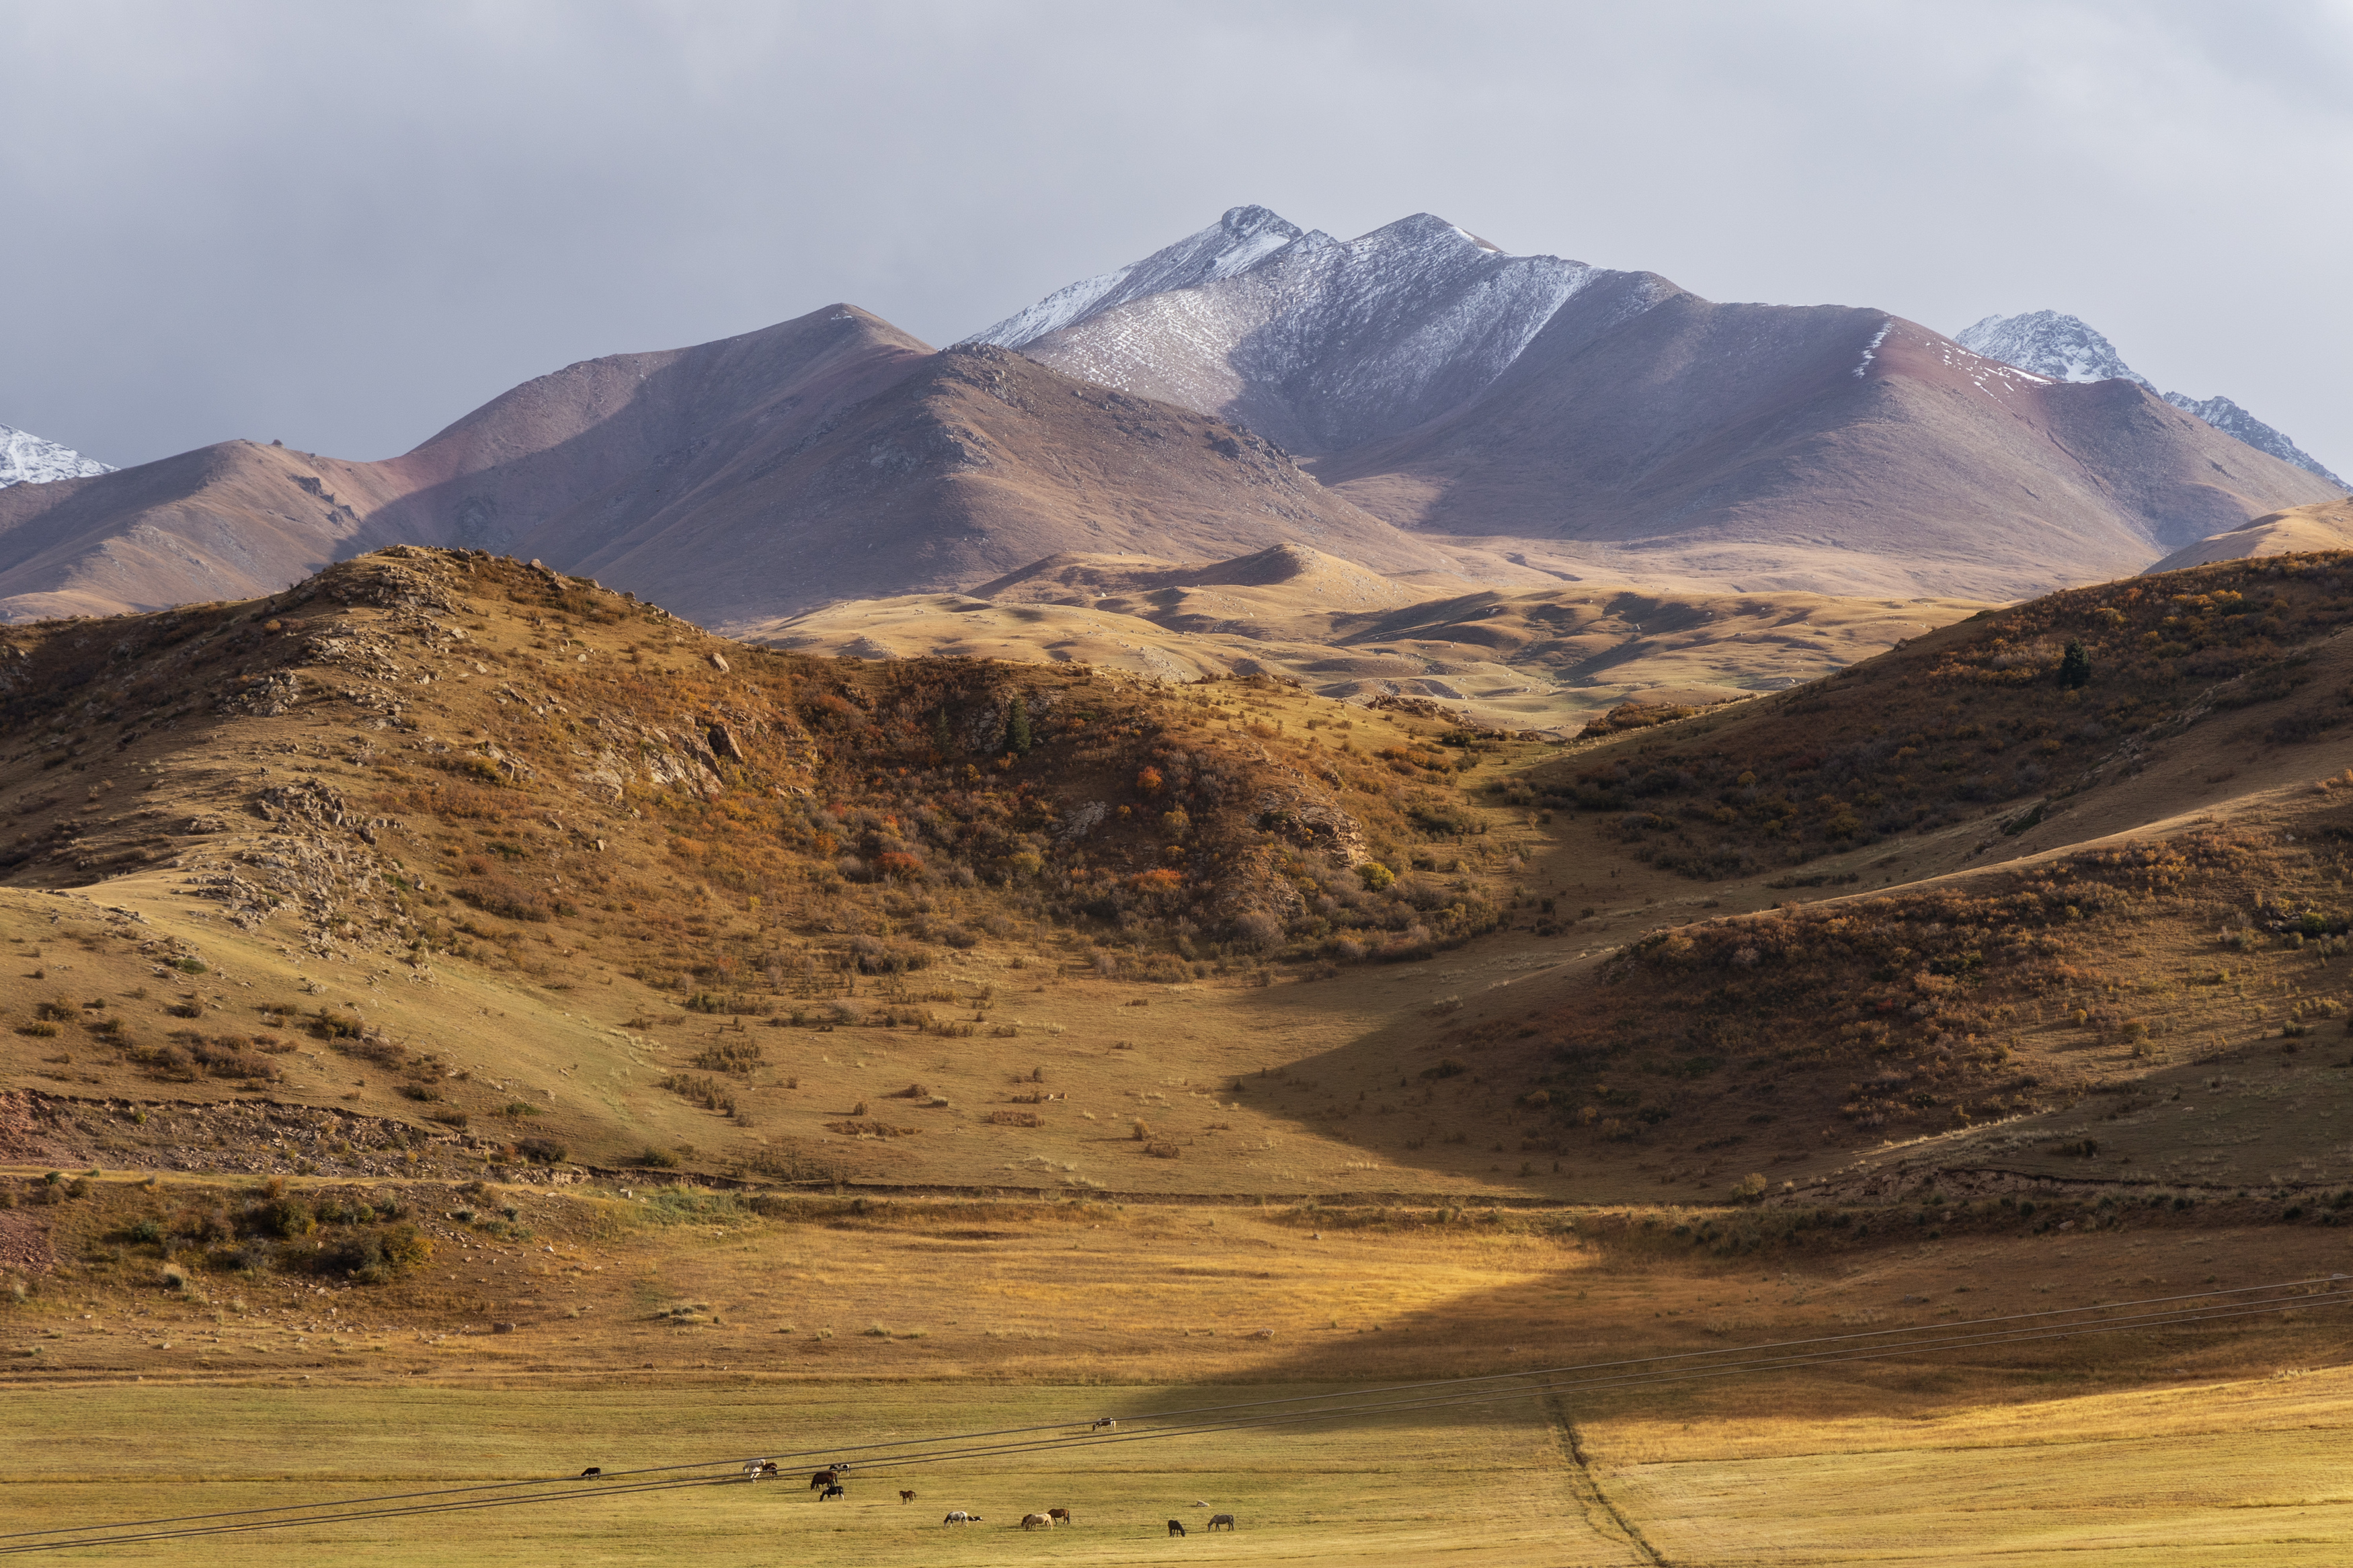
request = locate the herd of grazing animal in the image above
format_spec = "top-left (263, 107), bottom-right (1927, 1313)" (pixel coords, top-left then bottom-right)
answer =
top-left (575, 1447), bottom-right (1236, 1533)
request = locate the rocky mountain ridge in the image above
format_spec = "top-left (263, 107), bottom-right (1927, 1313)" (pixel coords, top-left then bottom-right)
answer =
top-left (1956, 310), bottom-right (2344, 489)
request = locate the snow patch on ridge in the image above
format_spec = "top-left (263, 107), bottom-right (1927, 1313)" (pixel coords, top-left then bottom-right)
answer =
top-left (0, 423), bottom-right (114, 487)
top-left (966, 206), bottom-right (1305, 349)
top-left (1852, 319), bottom-right (1892, 378)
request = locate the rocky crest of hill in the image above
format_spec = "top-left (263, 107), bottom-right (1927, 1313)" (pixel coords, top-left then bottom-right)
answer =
top-left (0, 548), bottom-right (1502, 977)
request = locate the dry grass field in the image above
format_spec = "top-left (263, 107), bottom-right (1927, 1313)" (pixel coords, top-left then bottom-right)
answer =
top-left (9, 1181), bottom-right (2353, 1565)
top-left (752, 546), bottom-right (1991, 734)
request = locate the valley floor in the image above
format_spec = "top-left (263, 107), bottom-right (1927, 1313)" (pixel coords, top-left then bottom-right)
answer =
top-left (9, 1179), bottom-right (2353, 1563)
top-left (11, 1362), bottom-right (2353, 1565)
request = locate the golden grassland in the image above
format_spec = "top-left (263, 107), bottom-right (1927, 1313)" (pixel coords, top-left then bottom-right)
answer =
top-left (11, 1172), bottom-right (2353, 1564)
top-left (752, 565), bottom-right (1993, 735)
top-left (8, 1198), bottom-right (2353, 1565)
top-left (4, 1384), bottom-right (1628, 1567)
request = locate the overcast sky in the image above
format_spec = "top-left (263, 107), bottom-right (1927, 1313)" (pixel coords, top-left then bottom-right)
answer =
top-left (5, 0), bottom-right (2348, 477)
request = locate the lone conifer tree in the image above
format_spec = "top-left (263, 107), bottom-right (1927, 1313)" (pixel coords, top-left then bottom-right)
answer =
top-left (1005, 695), bottom-right (1031, 755)
top-left (2059, 639), bottom-right (2091, 689)
top-left (932, 705), bottom-right (952, 753)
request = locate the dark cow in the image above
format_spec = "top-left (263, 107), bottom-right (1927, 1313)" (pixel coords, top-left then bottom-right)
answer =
top-left (1209, 1513), bottom-right (1236, 1531)
top-left (820, 1483), bottom-right (846, 1501)
top-left (1167, 1519), bottom-right (1187, 1537)
top-left (577, 1467), bottom-right (602, 1479)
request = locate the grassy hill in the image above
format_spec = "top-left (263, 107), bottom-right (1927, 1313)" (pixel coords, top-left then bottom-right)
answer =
top-left (10, 550), bottom-right (2353, 1564)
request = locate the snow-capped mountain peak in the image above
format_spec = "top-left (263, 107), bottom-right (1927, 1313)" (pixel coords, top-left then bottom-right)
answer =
top-left (966, 205), bottom-right (1307, 349)
top-left (971, 206), bottom-right (1658, 457)
top-left (1954, 311), bottom-right (2154, 389)
top-left (0, 423), bottom-right (114, 487)
top-left (1957, 311), bottom-right (2344, 490)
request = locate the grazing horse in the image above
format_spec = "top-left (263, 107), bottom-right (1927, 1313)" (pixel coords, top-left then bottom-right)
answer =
top-left (819, 1483), bottom-right (846, 1501)
top-left (1047, 1508), bottom-right (1072, 1526)
top-left (809, 1469), bottom-right (841, 1491)
top-left (742, 1460), bottom-right (778, 1480)
top-left (943, 1510), bottom-right (980, 1526)
top-left (1208, 1514), bottom-right (1236, 1531)
top-left (1167, 1519), bottom-right (1187, 1537)
top-left (1021, 1513), bottom-right (1053, 1531)
top-left (899, 1489), bottom-right (917, 1504)
top-left (577, 1467), bottom-right (602, 1479)
top-left (1090, 1417), bottom-right (1117, 1432)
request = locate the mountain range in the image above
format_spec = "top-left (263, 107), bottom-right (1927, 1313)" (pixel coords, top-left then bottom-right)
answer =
top-left (0, 208), bottom-right (2338, 626)
top-left (1955, 309), bottom-right (2345, 489)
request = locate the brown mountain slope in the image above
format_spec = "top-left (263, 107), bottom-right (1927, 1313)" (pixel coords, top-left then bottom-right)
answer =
top-left (0, 306), bottom-right (930, 623)
top-left (2145, 500), bottom-right (2353, 573)
top-left (0, 441), bottom-right (410, 620)
top-left (520, 345), bottom-right (1453, 628)
top-left (0, 318), bottom-right (1447, 629)
top-left (368, 304), bottom-right (933, 552)
top-left (1315, 306), bottom-right (2338, 601)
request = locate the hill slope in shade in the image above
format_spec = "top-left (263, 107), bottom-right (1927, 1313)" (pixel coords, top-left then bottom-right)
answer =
top-left (2145, 498), bottom-right (2353, 571)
